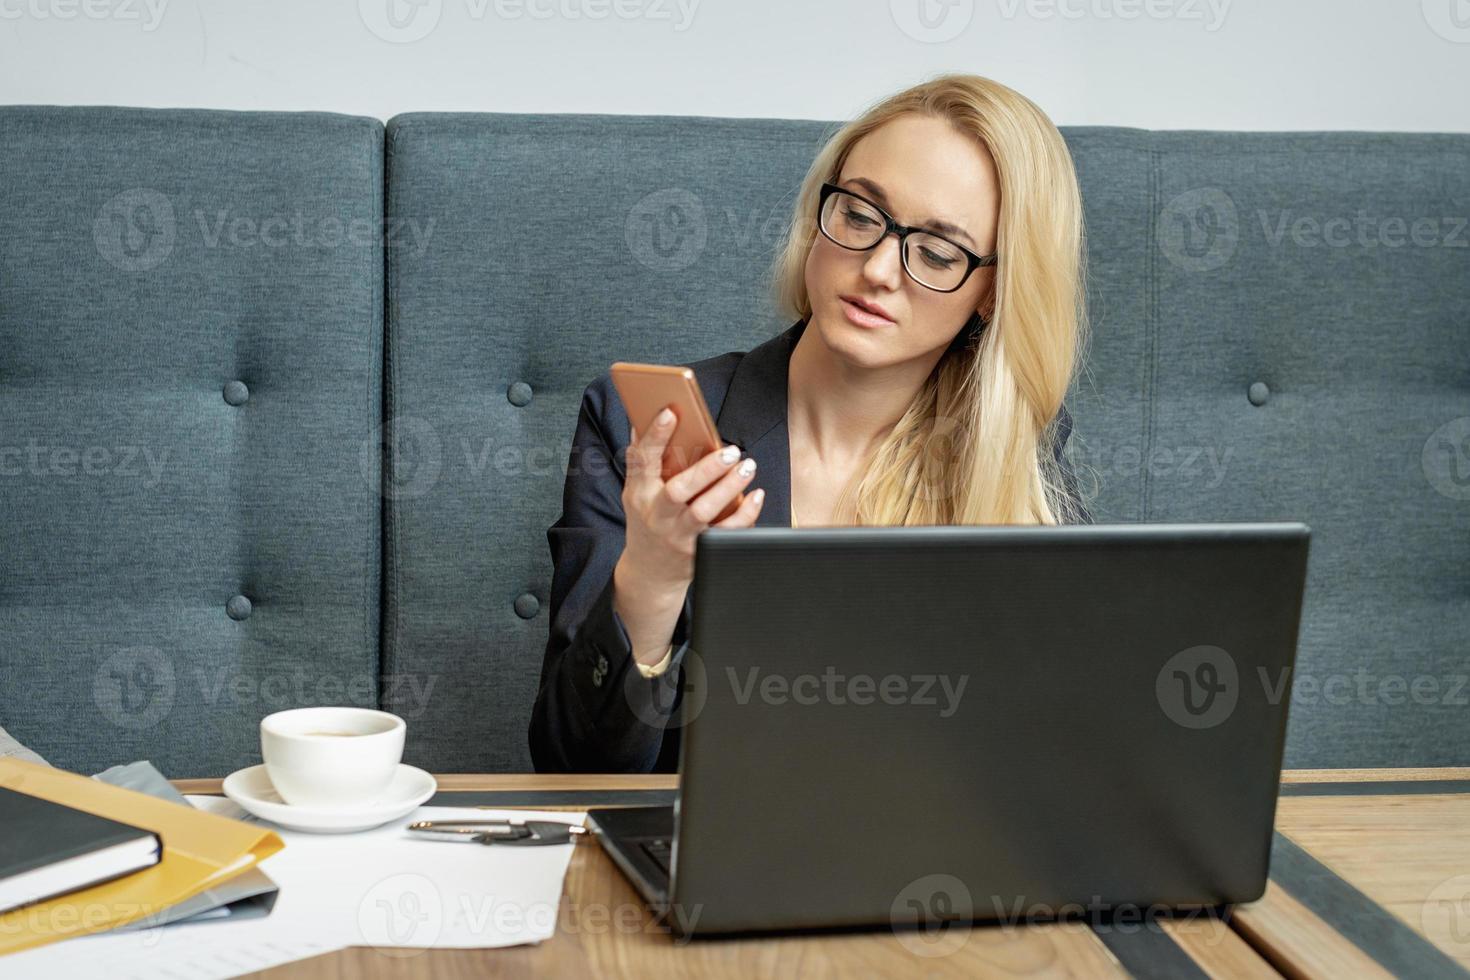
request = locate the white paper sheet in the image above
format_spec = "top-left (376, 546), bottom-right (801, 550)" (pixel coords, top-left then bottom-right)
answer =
top-left (1, 800), bottom-right (587, 979)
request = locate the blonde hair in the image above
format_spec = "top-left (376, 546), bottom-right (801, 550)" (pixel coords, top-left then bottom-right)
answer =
top-left (772, 73), bottom-right (1088, 526)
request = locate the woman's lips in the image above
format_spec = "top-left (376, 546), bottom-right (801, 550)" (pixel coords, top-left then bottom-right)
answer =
top-left (839, 297), bottom-right (896, 329)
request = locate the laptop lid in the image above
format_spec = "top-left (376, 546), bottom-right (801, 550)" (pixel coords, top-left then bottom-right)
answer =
top-left (668, 522), bottom-right (1311, 935)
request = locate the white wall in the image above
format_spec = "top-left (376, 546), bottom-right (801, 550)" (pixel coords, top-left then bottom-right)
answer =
top-left (1, 0), bottom-right (1467, 131)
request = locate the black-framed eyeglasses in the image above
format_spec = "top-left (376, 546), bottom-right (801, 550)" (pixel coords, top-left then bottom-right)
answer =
top-left (816, 181), bottom-right (997, 293)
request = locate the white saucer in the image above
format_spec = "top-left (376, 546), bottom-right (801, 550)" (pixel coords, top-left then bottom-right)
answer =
top-left (221, 764), bottom-right (437, 834)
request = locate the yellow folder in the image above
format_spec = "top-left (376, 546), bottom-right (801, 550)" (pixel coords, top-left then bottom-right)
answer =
top-left (0, 758), bottom-right (284, 958)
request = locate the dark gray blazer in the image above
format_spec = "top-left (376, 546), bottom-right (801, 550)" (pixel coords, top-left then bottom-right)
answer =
top-left (528, 318), bottom-right (1088, 773)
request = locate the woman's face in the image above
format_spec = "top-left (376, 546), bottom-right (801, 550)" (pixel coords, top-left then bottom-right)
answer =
top-left (804, 112), bottom-right (1000, 370)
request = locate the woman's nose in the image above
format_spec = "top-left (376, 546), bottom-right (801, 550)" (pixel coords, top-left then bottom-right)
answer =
top-left (860, 233), bottom-right (904, 288)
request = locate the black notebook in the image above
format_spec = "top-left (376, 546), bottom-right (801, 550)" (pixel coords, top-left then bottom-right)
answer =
top-left (0, 786), bottom-right (162, 913)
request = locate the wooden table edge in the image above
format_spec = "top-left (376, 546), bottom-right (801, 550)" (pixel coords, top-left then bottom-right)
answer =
top-left (172, 773), bottom-right (681, 795)
top-left (162, 768), bottom-right (1469, 979)
top-left (1278, 767), bottom-right (1470, 784)
top-left (173, 768), bottom-right (1469, 795)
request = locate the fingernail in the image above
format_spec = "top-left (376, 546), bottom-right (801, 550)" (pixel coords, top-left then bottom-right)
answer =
top-left (753, 489), bottom-right (765, 501)
top-left (720, 445), bottom-right (740, 464)
top-left (657, 408), bottom-right (674, 425)
top-left (738, 458), bottom-right (756, 477)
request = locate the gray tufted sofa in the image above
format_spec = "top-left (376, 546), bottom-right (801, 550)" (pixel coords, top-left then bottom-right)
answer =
top-left (1, 107), bottom-right (1466, 777)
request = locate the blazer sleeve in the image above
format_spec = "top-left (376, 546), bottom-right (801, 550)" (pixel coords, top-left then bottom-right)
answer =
top-left (1052, 402), bottom-right (1093, 525)
top-left (528, 373), bottom-right (695, 773)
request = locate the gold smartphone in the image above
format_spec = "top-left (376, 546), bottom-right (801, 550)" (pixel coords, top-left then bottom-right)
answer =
top-left (609, 361), bottom-right (744, 523)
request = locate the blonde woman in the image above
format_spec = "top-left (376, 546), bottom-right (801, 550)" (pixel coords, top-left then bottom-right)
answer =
top-left (531, 73), bottom-right (1090, 773)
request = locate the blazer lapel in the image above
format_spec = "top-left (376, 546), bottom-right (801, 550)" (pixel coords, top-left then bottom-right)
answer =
top-left (713, 319), bottom-right (806, 527)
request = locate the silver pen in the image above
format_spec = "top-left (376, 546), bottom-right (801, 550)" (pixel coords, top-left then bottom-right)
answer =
top-left (406, 818), bottom-right (588, 846)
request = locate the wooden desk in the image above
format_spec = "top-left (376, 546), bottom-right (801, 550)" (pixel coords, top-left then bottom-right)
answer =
top-left (167, 769), bottom-right (1470, 979)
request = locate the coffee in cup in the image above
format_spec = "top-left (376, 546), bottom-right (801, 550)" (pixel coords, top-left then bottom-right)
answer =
top-left (259, 707), bottom-right (405, 807)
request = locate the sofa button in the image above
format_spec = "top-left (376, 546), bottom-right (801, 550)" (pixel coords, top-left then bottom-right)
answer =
top-left (1248, 381), bottom-right (1271, 406)
top-left (514, 592), bottom-right (540, 619)
top-left (507, 382), bottom-right (533, 407)
top-left (226, 595), bottom-right (253, 621)
top-left (223, 380), bottom-right (250, 406)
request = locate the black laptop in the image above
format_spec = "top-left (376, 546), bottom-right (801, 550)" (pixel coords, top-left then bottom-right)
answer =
top-left (588, 522), bottom-right (1311, 937)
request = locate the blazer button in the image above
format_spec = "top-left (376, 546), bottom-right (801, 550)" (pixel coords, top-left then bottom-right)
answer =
top-left (507, 382), bottom-right (533, 407)
top-left (514, 592), bottom-right (540, 619)
top-left (223, 380), bottom-right (250, 406)
top-left (226, 595), bottom-right (253, 621)
top-left (1248, 381), bottom-right (1271, 406)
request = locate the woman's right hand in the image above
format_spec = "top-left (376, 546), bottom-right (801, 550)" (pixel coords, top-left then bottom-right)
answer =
top-left (618, 406), bottom-right (766, 594)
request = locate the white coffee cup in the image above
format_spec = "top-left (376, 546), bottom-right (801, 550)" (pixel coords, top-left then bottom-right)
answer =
top-left (259, 707), bottom-right (405, 808)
